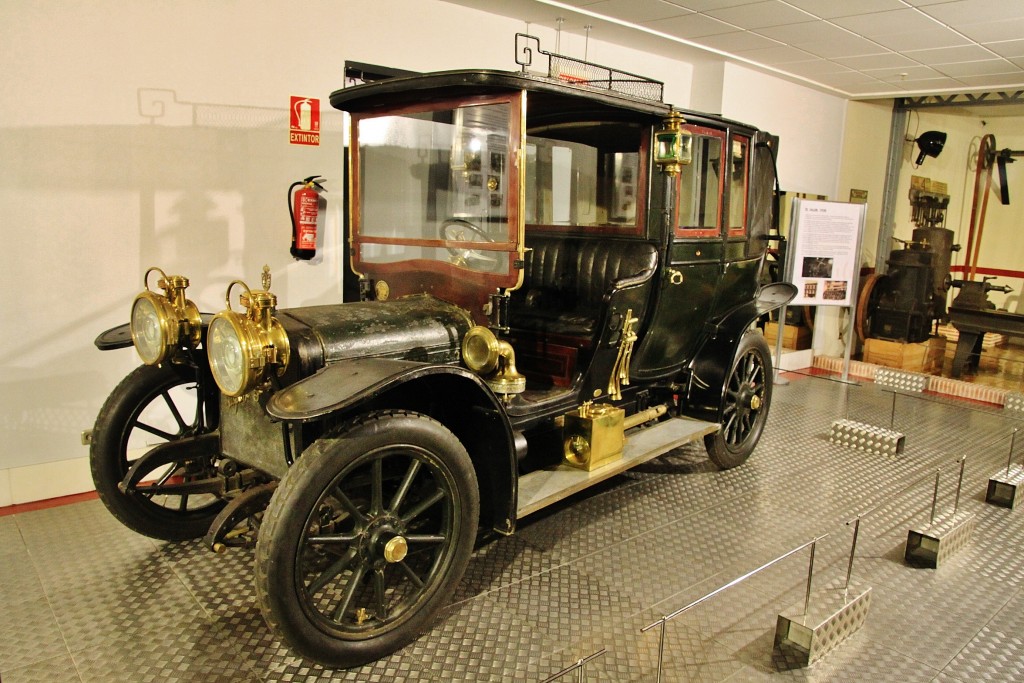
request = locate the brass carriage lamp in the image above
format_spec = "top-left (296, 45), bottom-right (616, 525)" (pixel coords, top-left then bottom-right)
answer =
top-left (130, 267), bottom-right (202, 365)
top-left (207, 266), bottom-right (290, 397)
top-left (654, 110), bottom-right (692, 176)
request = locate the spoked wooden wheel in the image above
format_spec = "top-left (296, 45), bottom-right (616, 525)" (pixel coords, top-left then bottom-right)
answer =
top-left (256, 411), bottom-right (479, 668)
top-left (90, 364), bottom-right (223, 540)
top-left (704, 331), bottom-right (773, 469)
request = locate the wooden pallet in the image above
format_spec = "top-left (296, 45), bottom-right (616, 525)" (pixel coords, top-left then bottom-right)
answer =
top-left (863, 336), bottom-right (946, 374)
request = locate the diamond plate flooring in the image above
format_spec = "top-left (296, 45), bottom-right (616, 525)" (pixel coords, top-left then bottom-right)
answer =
top-left (2, 374), bottom-right (1023, 682)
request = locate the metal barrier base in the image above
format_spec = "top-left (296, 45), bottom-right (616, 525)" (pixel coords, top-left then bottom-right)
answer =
top-left (905, 512), bottom-right (976, 568)
top-left (829, 419), bottom-right (906, 456)
top-left (774, 581), bottom-right (872, 667)
top-left (874, 368), bottom-right (928, 392)
top-left (986, 465), bottom-right (1024, 509)
top-left (1004, 391), bottom-right (1024, 414)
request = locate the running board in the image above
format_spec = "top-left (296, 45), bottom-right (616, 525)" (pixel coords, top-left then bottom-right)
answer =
top-left (516, 417), bottom-right (719, 519)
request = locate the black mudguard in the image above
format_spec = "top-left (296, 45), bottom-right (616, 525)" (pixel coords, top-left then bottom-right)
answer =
top-left (685, 282), bottom-right (796, 421)
top-left (266, 358), bottom-right (520, 536)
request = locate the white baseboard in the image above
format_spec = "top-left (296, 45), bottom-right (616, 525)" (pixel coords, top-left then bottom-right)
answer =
top-left (3, 457), bottom-right (95, 506)
top-left (778, 348), bottom-right (814, 371)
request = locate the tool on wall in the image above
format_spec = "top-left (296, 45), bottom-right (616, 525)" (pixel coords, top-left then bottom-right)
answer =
top-left (289, 175), bottom-right (326, 261)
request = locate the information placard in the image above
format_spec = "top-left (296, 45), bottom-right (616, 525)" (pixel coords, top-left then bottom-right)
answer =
top-left (785, 199), bottom-right (866, 307)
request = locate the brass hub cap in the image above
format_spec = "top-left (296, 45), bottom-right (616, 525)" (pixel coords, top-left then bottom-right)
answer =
top-left (383, 536), bottom-right (409, 564)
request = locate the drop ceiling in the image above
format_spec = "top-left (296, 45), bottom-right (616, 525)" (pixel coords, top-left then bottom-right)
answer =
top-left (449, 0), bottom-right (1024, 101)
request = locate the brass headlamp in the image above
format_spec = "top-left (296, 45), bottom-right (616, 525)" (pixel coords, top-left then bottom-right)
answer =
top-left (207, 267), bottom-right (290, 397)
top-left (130, 267), bottom-right (202, 365)
top-left (653, 109), bottom-right (692, 176)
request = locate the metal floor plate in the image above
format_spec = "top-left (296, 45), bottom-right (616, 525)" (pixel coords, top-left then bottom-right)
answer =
top-left (2, 374), bottom-right (1024, 682)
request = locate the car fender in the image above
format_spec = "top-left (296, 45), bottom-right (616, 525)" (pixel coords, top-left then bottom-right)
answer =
top-left (685, 282), bottom-right (796, 421)
top-left (266, 358), bottom-right (521, 535)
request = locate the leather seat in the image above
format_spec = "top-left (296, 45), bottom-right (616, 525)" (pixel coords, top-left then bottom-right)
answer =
top-left (511, 237), bottom-right (658, 337)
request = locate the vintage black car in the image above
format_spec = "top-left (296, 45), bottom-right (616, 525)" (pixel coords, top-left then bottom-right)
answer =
top-left (90, 37), bottom-right (794, 668)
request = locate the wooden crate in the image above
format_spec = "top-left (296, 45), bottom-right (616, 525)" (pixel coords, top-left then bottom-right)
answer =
top-left (765, 322), bottom-right (811, 350)
top-left (863, 336), bottom-right (946, 374)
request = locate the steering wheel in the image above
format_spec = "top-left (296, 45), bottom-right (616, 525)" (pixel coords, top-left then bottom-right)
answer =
top-left (441, 218), bottom-right (499, 271)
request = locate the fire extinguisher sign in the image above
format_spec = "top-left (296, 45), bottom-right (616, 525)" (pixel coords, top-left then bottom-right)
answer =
top-left (289, 96), bottom-right (320, 146)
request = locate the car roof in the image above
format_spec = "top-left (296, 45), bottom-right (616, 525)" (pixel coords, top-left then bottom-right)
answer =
top-left (329, 69), bottom-right (758, 134)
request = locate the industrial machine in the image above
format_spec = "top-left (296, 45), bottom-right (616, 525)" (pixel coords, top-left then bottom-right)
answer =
top-left (857, 226), bottom-right (958, 344)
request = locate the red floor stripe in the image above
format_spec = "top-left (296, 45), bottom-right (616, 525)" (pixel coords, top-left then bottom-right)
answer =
top-left (0, 490), bottom-right (98, 517)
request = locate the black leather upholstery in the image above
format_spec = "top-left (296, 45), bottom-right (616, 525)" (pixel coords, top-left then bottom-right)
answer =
top-left (511, 237), bottom-right (658, 337)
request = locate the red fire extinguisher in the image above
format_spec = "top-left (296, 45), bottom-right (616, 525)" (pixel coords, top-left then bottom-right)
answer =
top-left (289, 175), bottom-right (325, 260)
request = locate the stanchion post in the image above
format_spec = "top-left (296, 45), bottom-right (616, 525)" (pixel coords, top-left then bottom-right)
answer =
top-left (844, 517), bottom-right (861, 592)
top-left (1006, 427), bottom-right (1018, 478)
top-left (929, 468), bottom-right (941, 525)
top-left (803, 538), bottom-right (818, 615)
top-left (953, 455), bottom-right (966, 516)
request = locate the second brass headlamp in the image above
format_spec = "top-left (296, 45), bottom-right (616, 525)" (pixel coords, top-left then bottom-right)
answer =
top-left (207, 268), bottom-right (290, 397)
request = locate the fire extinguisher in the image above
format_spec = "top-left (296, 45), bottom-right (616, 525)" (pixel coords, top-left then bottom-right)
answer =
top-left (289, 175), bottom-right (326, 260)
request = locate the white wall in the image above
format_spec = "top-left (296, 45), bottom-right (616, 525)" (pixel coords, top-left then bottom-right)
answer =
top-left (837, 99), bottom-right (893, 270)
top-left (721, 62), bottom-right (848, 199)
top-left (0, 0), bottom-right (850, 503)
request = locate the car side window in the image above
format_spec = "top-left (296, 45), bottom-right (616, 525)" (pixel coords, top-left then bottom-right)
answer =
top-left (677, 127), bottom-right (724, 237)
top-left (525, 121), bottom-right (645, 233)
top-left (728, 136), bottom-right (750, 237)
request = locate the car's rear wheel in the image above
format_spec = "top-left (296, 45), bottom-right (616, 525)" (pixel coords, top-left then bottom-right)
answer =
top-left (255, 410), bottom-right (479, 668)
top-left (90, 363), bottom-right (224, 540)
top-left (704, 331), bottom-right (773, 469)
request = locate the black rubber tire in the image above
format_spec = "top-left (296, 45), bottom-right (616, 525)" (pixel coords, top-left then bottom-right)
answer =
top-left (255, 410), bottom-right (479, 668)
top-left (90, 364), bottom-right (223, 541)
top-left (704, 331), bottom-right (773, 469)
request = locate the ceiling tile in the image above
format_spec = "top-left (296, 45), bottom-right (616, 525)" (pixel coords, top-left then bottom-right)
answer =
top-left (842, 81), bottom-right (899, 96)
top-left (662, 1), bottom-right (762, 11)
top-left (902, 44), bottom-right (998, 65)
top-left (705, 1), bottom-right (816, 30)
top-left (644, 12), bottom-right (741, 37)
top-left (783, 60), bottom-right (855, 77)
top-left (782, 0), bottom-right (907, 19)
top-left (733, 44), bottom-right (820, 64)
top-left (864, 65), bottom-right (944, 82)
top-left (832, 9), bottom-right (948, 38)
top-left (754, 19), bottom-right (849, 45)
top-left (919, 0), bottom-right (1024, 26)
top-left (793, 34), bottom-right (889, 59)
top-left (871, 27), bottom-right (971, 52)
top-left (586, 0), bottom-right (690, 23)
top-left (956, 72), bottom-right (1024, 88)
top-left (889, 76), bottom-right (970, 91)
top-left (936, 58), bottom-right (1021, 78)
top-left (816, 70), bottom-right (886, 86)
top-left (695, 30), bottom-right (783, 52)
top-left (985, 39), bottom-right (1024, 59)
top-left (833, 53), bottom-right (918, 70)
top-left (956, 17), bottom-right (1024, 44)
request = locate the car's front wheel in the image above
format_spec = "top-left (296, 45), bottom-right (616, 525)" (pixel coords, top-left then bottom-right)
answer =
top-left (255, 410), bottom-right (479, 668)
top-left (90, 363), bottom-right (224, 540)
top-left (704, 330), bottom-right (773, 469)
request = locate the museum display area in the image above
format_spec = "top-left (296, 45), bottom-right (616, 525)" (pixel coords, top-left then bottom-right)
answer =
top-left (3, 0), bottom-right (1024, 681)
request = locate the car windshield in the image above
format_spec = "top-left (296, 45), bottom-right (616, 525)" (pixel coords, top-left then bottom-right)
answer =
top-left (353, 98), bottom-right (519, 282)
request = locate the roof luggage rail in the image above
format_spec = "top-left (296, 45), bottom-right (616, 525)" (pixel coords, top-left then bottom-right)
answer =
top-left (514, 32), bottom-right (665, 103)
